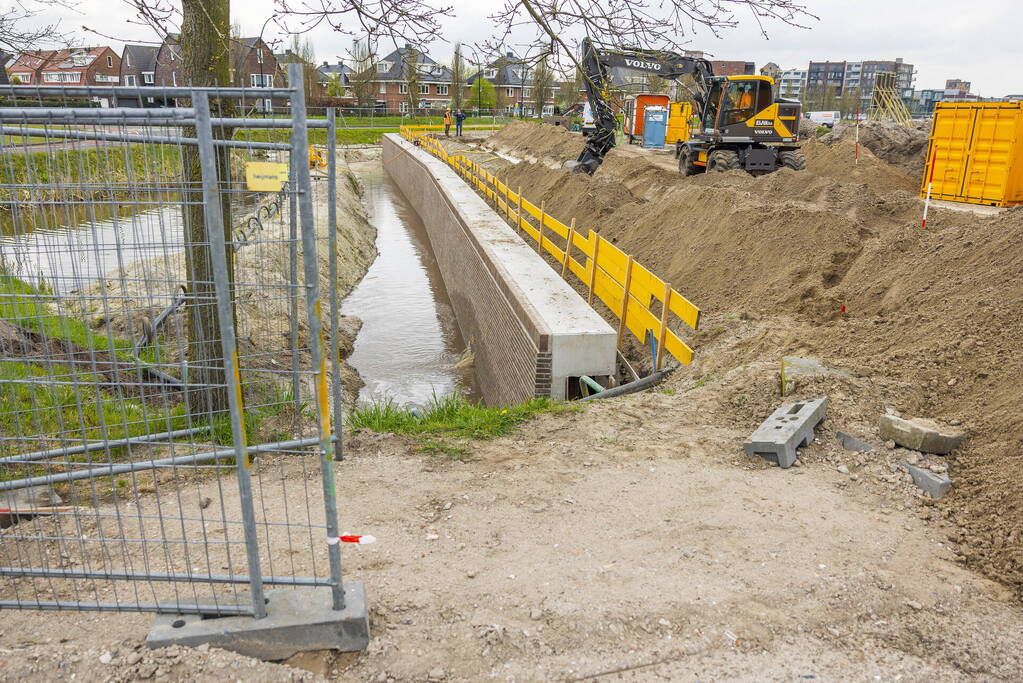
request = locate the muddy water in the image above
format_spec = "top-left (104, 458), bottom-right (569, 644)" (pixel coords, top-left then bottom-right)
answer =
top-left (343, 164), bottom-right (478, 406)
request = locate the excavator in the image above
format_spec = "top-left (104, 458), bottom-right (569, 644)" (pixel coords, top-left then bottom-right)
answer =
top-left (567, 38), bottom-right (805, 176)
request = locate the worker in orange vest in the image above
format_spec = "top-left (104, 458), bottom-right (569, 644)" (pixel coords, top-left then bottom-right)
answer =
top-left (443, 109), bottom-right (453, 137)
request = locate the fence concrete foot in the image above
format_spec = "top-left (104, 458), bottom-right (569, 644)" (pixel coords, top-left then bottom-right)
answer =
top-left (145, 583), bottom-right (369, 660)
top-left (743, 397), bottom-right (828, 468)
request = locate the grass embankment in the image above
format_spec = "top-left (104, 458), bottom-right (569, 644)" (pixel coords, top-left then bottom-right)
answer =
top-left (0, 275), bottom-right (283, 468)
top-left (0, 145), bottom-right (181, 207)
top-left (348, 394), bottom-right (577, 460)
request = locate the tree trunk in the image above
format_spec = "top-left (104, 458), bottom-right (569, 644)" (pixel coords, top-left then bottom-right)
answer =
top-left (181, 0), bottom-right (236, 415)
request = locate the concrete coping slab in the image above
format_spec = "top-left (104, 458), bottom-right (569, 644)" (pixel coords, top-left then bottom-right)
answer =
top-left (879, 414), bottom-right (967, 455)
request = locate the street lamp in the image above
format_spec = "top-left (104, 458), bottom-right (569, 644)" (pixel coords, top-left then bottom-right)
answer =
top-left (256, 14), bottom-right (277, 118)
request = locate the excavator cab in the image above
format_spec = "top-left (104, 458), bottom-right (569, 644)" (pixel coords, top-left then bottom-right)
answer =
top-left (679, 75), bottom-right (805, 176)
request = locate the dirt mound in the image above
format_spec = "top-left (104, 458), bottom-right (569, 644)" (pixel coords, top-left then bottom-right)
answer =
top-left (487, 120), bottom-right (585, 162)
top-left (474, 125), bottom-right (1023, 597)
top-left (822, 120), bottom-right (930, 177)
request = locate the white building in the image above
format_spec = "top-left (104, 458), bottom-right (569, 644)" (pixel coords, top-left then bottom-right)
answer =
top-left (778, 69), bottom-right (807, 99)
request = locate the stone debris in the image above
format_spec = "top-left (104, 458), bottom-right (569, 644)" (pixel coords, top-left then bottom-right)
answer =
top-left (899, 462), bottom-right (952, 499)
top-left (743, 397), bottom-right (828, 468)
top-left (836, 431), bottom-right (876, 452)
top-left (780, 356), bottom-right (848, 396)
top-left (879, 414), bottom-right (967, 455)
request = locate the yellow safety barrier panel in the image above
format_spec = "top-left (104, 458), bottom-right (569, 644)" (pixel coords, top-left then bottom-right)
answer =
top-left (399, 126), bottom-right (701, 368)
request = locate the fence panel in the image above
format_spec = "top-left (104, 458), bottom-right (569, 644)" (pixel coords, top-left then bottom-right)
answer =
top-left (0, 67), bottom-right (349, 621)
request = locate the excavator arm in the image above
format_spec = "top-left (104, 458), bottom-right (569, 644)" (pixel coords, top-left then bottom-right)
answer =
top-left (570, 38), bottom-right (713, 174)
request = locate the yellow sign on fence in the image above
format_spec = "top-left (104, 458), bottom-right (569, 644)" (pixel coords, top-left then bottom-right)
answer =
top-left (399, 125), bottom-right (701, 368)
top-left (244, 161), bottom-right (289, 192)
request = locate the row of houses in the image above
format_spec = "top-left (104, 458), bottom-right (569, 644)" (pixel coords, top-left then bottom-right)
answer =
top-left (0, 39), bottom-right (771, 115)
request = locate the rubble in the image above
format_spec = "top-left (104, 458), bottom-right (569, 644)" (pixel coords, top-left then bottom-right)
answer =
top-left (879, 414), bottom-right (967, 455)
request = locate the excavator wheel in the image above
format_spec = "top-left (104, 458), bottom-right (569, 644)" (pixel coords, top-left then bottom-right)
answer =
top-left (779, 150), bottom-right (807, 171)
top-left (707, 149), bottom-right (741, 173)
top-left (678, 146), bottom-right (699, 177)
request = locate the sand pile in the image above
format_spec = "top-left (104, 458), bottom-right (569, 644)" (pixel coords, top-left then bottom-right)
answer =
top-left (487, 120), bottom-right (585, 162)
top-left (822, 120), bottom-right (930, 176)
top-left (471, 124), bottom-right (1023, 597)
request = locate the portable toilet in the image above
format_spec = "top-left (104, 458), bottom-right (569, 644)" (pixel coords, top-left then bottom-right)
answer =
top-left (624, 94), bottom-right (670, 143)
top-left (643, 106), bottom-right (668, 148)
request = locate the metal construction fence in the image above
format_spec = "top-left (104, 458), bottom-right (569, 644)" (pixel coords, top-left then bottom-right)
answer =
top-left (0, 64), bottom-right (350, 620)
top-left (400, 125), bottom-right (701, 369)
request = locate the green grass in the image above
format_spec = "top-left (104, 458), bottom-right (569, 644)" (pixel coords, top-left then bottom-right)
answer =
top-left (348, 394), bottom-right (574, 441)
top-left (0, 144), bottom-right (180, 191)
top-left (416, 439), bottom-right (471, 461)
top-left (0, 360), bottom-right (189, 462)
top-left (0, 275), bottom-right (160, 364)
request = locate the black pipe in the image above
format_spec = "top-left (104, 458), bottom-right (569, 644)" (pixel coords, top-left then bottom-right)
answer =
top-left (578, 367), bottom-right (675, 402)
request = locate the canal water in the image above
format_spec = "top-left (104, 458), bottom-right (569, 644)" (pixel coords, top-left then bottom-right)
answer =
top-left (342, 163), bottom-right (478, 406)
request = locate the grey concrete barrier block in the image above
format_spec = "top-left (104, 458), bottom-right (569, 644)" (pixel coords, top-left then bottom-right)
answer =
top-left (899, 462), bottom-right (952, 499)
top-left (879, 414), bottom-right (966, 455)
top-left (744, 397), bottom-right (828, 468)
top-left (836, 431), bottom-right (875, 452)
top-left (146, 583), bottom-right (369, 661)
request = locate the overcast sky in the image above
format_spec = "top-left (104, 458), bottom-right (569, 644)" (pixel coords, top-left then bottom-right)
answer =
top-left (37, 0), bottom-right (1023, 96)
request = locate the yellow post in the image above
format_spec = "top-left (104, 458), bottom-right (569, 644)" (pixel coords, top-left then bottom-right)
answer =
top-left (517, 186), bottom-right (524, 235)
top-left (562, 218), bottom-right (576, 279)
top-left (656, 282), bottom-right (671, 371)
top-left (587, 232), bottom-right (600, 306)
top-left (539, 201), bottom-right (546, 236)
top-left (617, 256), bottom-right (634, 347)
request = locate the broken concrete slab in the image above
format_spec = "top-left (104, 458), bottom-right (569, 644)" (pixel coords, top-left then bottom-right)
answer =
top-left (879, 414), bottom-right (966, 455)
top-left (780, 357), bottom-right (849, 395)
top-left (146, 584), bottom-right (369, 661)
top-left (899, 462), bottom-right (952, 499)
top-left (744, 397), bottom-right (828, 468)
top-left (836, 431), bottom-right (875, 452)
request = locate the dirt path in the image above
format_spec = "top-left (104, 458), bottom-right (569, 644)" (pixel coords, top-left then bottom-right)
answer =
top-left (3, 387), bottom-right (1022, 680)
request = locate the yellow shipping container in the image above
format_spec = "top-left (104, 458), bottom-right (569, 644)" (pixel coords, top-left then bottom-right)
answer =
top-left (922, 101), bottom-right (1023, 207)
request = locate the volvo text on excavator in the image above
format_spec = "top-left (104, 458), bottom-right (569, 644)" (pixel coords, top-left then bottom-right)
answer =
top-left (568, 38), bottom-right (805, 176)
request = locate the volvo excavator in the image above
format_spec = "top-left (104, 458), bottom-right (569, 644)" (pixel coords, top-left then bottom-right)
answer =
top-left (567, 38), bottom-right (805, 176)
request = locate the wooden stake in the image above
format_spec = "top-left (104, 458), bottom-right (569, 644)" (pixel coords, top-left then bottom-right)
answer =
top-left (655, 281), bottom-right (671, 371)
top-left (562, 218), bottom-right (576, 279)
top-left (617, 256), bottom-right (634, 347)
top-left (587, 232), bottom-right (600, 306)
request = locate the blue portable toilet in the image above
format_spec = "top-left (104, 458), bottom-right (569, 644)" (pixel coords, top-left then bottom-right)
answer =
top-left (642, 106), bottom-right (668, 149)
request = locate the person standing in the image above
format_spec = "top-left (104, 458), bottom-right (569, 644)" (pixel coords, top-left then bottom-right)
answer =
top-left (443, 109), bottom-right (452, 137)
top-left (455, 109), bottom-right (466, 136)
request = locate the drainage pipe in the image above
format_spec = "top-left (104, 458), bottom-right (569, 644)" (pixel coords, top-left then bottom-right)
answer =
top-left (579, 367), bottom-right (676, 403)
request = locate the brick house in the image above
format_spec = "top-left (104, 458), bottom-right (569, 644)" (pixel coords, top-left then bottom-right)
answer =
top-left (467, 52), bottom-right (541, 115)
top-left (117, 44), bottom-right (159, 107)
top-left (9, 47), bottom-right (121, 103)
top-left (153, 34), bottom-right (285, 109)
top-left (360, 46), bottom-right (457, 113)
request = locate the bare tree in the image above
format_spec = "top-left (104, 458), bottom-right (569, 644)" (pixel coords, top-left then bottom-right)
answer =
top-left (531, 56), bottom-right (554, 116)
top-left (402, 46), bottom-right (421, 114)
top-left (449, 42), bottom-right (466, 110)
top-left (0, 1), bottom-right (74, 54)
top-left (348, 37), bottom-right (377, 109)
top-left (179, 0), bottom-right (236, 414)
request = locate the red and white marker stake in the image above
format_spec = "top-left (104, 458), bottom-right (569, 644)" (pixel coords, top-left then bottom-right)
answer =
top-left (328, 534), bottom-right (377, 545)
top-left (922, 144), bottom-right (939, 228)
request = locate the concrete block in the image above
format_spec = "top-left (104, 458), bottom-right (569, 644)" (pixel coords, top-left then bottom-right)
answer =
top-left (878, 414), bottom-right (966, 455)
top-left (744, 397), bottom-right (828, 468)
top-left (146, 584), bottom-right (369, 661)
top-left (836, 431), bottom-right (875, 452)
top-left (780, 356), bottom-right (848, 395)
top-left (899, 462), bottom-right (952, 499)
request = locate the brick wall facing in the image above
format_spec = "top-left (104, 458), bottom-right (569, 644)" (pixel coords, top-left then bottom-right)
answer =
top-left (383, 135), bottom-right (551, 406)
